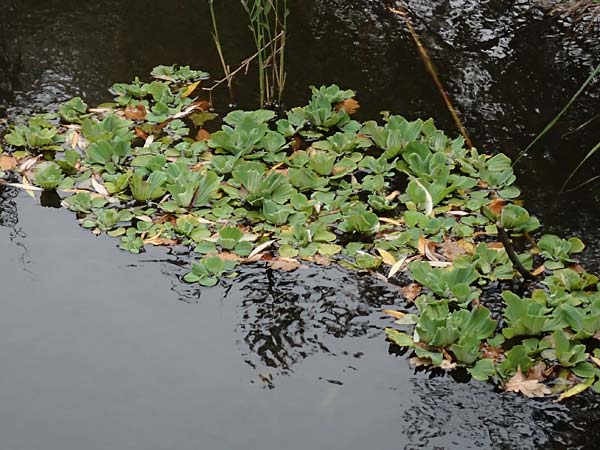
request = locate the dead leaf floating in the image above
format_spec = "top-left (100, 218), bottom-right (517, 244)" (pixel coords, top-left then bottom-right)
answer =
top-left (505, 367), bottom-right (551, 398)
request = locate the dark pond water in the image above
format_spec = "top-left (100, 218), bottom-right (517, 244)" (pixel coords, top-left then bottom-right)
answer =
top-left (1, 1), bottom-right (599, 449)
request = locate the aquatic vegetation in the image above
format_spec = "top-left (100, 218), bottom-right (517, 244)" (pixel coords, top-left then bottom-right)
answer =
top-left (208, 0), bottom-right (288, 106)
top-left (3, 65), bottom-right (600, 400)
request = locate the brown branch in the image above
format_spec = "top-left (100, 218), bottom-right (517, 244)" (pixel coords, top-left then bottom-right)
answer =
top-left (389, 6), bottom-right (474, 149)
top-left (497, 224), bottom-right (535, 280)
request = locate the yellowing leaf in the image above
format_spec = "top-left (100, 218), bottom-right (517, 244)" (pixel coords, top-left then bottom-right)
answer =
top-left (382, 309), bottom-right (406, 319)
top-left (379, 217), bottom-right (402, 226)
top-left (554, 378), bottom-right (594, 402)
top-left (181, 80), bottom-right (201, 98)
top-left (376, 248), bottom-right (396, 265)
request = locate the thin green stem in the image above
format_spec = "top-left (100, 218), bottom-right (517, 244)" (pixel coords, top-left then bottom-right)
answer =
top-left (514, 62), bottom-right (600, 165)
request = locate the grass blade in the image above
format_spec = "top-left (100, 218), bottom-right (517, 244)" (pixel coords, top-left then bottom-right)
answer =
top-left (514, 62), bottom-right (600, 165)
top-left (560, 140), bottom-right (600, 193)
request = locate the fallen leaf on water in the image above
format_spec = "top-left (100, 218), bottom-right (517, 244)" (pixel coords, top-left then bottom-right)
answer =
top-left (400, 283), bottom-right (422, 302)
top-left (247, 239), bottom-right (275, 260)
top-left (554, 378), bottom-right (594, 402)
top-left (531, 265), bottom-right (546, 276)
top-left (91, 176), bottom-right (109, 196)
top-left (308, 254), bottom-right (332, 266)
top-left (388, 255), bottom-right (407, 279)
top-left (18, 155), bottom-right (41, 172)
top-left (143, 135), bottom-right (155, 148)
top-left (440, 238), bottom-right (469, 261)
top-left (409, 357), bottom-right (432, 368)
top-left (217, 252), bottom-right (245, 262)
top-left (385, 190), bottom-right (400, 201)
top-left (488, 198), bottom-right (507, 216)
top-left (379, 217), bottom-right (403, 226)
top-left (181, 80), bottom-right (201, 99)
top-left (505, 367), bottom-right (551, 398)
top-left (569, 264), bottom-right (585, 274)
top-left (377, 248), bottom-right (396, 265)
top-left (136, 215), bottom-right (153, 223)
top-left (0, 155), bottom-right (17, 170)
top-left (445, 209), bottom-right (470, 216)
top-left (291, 136), bottom-right (302, 152)
top-left (429, 261), bottom-right (453, 267)
top-left (5, 181), bottom-right (43, 193)
top-left (440, 359), bottom-right (457, 371)
top-left (195, 129), bottom-right (211, 142)
top-left (267, 257), bottom-right (304, 272)
top-left (144, 235), bottom-right (178, 246)
top-left (124, 104), bottom-right (147, 121)
top-left (481, 343), bottom-right (504, 362)
top-left (135, 127), bottom-right (148, 139)
top-left (528, 363), bottom-right (546, 381)
top-left (382, 309), bottom-right (407, 319)
top-left (336, 98), bottom-right (360, 114)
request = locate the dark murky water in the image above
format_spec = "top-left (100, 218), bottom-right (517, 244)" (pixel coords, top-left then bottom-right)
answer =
top-left (1, 1), bottom-right (599, 449)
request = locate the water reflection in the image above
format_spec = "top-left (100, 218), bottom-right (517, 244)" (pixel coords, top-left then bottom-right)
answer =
top-left (0, 185), bottom-right (32, 273)
top-left (143, 250), bottom-right (399, 380)
top-left (232, 266), bottom-right (395, 374)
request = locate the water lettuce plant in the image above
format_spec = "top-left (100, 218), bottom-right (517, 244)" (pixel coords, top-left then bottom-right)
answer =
top-left (2, 65), bottom-right (600, 400)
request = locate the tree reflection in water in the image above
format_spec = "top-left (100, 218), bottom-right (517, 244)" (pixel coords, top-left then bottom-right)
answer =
top-left (232, 265), bottom-right (397, 374)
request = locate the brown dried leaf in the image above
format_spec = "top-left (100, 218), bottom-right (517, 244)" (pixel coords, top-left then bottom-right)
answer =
top-left (143, 235), bottom-right (178, 246)
top-left (124, 104), bottom-right (147, 121)
top-left (440, 359), bottom-right (457, 371)
top-left (409, 357), bottom-right (432, 368)
top-left (0, 155), bottom-right (17, 171)
top-left (488, 198), bottom-right (507, 216)
top-left (215, 252), bottom-right (244, 262)
top-left (440, 238), bottom-right (468, 261)
top-left (309, 254), bottom-right (332, 266)
top-left (267, 257), bottom-right (304, 272)
top-left (195, 128), bottom-right (211, 142)
top-left (336, 98), bottom-right (360, 115)
top-left (528, 363), bottom-right (546, 382)
top-left (400, 283), bottom-right (422, 302)
top-left (481, 343), bottom-right (504, 362)
top-left (505, 367), bottom-right (551, 398)
top-left (135, 127), bottom-right (148, 139)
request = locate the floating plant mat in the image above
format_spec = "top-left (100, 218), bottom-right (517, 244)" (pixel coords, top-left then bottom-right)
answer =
top-left (1, 64), bottom-right (600, 400)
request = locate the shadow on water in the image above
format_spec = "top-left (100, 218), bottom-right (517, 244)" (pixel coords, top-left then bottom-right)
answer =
top-left (1, 0), bottom-right (600, 449)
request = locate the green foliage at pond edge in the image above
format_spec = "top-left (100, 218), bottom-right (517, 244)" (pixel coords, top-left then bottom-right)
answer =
top-left (2, 64), bottom-right (600, 399)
